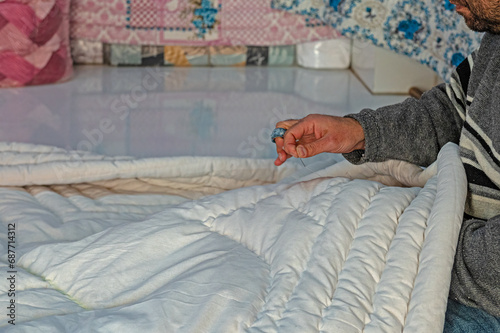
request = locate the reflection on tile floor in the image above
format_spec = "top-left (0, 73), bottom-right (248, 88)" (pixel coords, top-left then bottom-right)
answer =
top-left (0, 66), bottom-right (407, 159)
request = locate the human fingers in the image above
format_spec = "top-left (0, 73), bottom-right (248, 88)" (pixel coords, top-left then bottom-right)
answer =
top-left (273, 120), bottom-right (297, 165)
top-left (282, 119), bottom-right (312, 158)
top-left (274, 137), bottom-right (292, 166)
top-left (275, 119), bottom-right (299, 131)
top-left (285, 115), bottom-right (366, 157)
top-left (295, 136), bottom-right (329, 158)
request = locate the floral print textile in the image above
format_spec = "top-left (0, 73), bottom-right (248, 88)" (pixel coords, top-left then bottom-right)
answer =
top-left (271, 0), bottom-right (484, 80)
top-left (70, 0), bottom-right (340, 47)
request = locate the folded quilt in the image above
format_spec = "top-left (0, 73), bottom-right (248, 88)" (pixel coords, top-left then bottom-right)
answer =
top-left (271, 0), bottom-right (483, 80)
top-left (71, 42), bottom-right (297, 67)
top-left (0, 142), bottom-right (467, 332)
top-left (70, 0), bottom-right (339, 46)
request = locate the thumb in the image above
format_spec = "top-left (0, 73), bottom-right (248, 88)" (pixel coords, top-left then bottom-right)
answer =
top-left (297, 138), bottom-right (326, 158)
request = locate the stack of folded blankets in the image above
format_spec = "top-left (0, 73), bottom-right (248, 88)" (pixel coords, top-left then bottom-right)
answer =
top-left (69, 0), bottom-right (340, 67)
top-left (71, 42), bottom-right (299, 66)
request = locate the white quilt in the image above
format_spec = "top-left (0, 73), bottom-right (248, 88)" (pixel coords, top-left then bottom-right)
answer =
top-left (0, 142), bottom-right (467, 333)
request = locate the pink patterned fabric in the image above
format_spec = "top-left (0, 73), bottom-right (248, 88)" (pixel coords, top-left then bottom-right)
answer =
top-left (0, 0), bottom-right (72, 88)
top-left (70, 0), bottom-right (340, 46)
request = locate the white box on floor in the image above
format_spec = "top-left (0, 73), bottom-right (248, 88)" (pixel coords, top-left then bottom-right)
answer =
top-left (296, 38), bottom-right (352, 69)
top-left (351, 39), bottom-right (440, 94)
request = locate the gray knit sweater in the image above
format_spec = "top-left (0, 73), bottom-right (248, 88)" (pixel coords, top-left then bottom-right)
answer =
top-left (343, 32), bottom-right (500, 317)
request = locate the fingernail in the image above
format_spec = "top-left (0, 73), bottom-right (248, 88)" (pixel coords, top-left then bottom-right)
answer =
top-left (279, 152), bottom-right (285, 161)
top-left (297, 146), bottom-right (306, 158)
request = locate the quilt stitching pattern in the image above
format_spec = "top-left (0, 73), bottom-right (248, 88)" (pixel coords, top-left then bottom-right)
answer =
top-left (0, 143), bottom-right (467, 332)
top-left (264, 181), bottom-right (390, 331)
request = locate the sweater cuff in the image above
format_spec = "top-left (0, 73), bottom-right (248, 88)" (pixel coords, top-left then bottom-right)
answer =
top-left (342, 149), bottom-right (366, 165)
top-left (342, 111), bottom-right (381, 164)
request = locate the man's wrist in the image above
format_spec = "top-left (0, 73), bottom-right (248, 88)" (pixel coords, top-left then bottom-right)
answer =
top-left (343, 117), bottom-right (366, 151)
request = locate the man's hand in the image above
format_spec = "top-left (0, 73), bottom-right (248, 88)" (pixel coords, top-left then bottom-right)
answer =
top-left (274, 114), bottom-right (365, 166)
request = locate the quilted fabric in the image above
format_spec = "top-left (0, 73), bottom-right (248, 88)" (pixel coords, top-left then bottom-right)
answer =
top-left (0, 0), bottom-right (72, 88)
top-left (71, 43), bottom-right (297, 67)
top-left (70, 0), bottom-right (339, 46)
top-left (0, 142), bottom-right (467, 332)
top-left (271, 0), bottom-right (483, 80)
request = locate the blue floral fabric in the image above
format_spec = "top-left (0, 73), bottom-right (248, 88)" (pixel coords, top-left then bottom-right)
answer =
top-left (271, 0), bottom-right (484, 80)
top-left (189, 0), bottom-right (220, 39)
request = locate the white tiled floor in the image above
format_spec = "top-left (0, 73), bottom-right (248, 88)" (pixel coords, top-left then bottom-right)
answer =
top-left (0, 66), bottom-right (407, 159)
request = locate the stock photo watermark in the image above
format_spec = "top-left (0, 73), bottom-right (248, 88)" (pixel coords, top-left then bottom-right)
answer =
top-left (6, 222), bottom-right (16, 326)
top-left (76, 67), bottom-right (165, 152)
top-left (47, 67), bottom-right (169, 181)
top-left (237, 104), bottom-right (298, 158)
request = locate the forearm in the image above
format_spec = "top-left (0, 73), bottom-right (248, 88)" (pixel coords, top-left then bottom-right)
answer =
top-left (343, 83), bottom-right (464, 166)
top-left (449, 215), bottom-right (500, 317)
